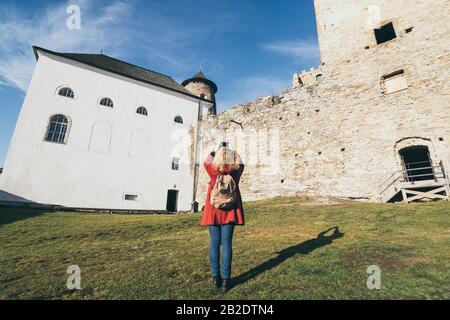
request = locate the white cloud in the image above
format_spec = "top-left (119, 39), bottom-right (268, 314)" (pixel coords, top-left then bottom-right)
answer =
top-left (0, 0), bottom-right (134, 91)
top-left (263, 39), bottom-right (320, 61)
top-left (0, 0), bottom-right (242, 92)
top-left (217, 75), bottom-right (290, 113)
top-left (0, 77), bottom-right (8, 87)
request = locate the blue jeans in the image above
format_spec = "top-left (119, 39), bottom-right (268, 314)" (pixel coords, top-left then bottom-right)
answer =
top-left (208, 224), bottom-right (235, 279)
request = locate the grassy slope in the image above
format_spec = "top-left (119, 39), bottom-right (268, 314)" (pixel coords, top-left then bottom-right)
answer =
top-left (0, 197), bottom-right (449, 300)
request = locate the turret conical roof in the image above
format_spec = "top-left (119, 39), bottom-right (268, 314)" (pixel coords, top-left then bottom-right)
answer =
top-left (182, 70), bottom-right (217, 93)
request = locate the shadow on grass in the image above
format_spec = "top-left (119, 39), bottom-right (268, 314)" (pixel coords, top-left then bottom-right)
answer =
top-left (233, 226), bottom-right (344, 288)
top-left (0, 190), bottom-right (54, 226)
top-left (0, 207), bottom-right (54, 227)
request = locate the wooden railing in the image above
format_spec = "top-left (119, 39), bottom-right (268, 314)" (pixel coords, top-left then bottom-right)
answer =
top-left (379, 161), bottom-right (447, 198)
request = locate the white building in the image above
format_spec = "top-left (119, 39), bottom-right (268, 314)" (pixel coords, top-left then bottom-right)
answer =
top-left (0, 46), bottom-right (217, 212)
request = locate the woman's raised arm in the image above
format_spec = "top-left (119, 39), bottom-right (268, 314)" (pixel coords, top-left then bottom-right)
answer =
top-left (204, 152), bottom-right (217, 179)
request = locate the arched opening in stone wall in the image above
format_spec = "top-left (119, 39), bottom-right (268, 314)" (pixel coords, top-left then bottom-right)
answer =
top-left (399, 146), bottom-right (435, 182)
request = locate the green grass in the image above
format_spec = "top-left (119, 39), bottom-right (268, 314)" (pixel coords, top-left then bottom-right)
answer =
top-left (0, 196), bottom-right (449, 300)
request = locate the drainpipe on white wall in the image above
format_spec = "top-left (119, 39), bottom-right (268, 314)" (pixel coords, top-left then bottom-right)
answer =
top-left (191, 100), bottom-right (206, 212)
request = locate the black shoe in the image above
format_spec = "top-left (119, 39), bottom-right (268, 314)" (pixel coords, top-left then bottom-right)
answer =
top-left (221, 278), bottom-right (231, 293)
top-left (213, 276), bottom-right (222, 289)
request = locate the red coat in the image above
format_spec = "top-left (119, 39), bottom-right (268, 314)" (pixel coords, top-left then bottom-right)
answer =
top-left (200, 154), bottom-right (245, 226)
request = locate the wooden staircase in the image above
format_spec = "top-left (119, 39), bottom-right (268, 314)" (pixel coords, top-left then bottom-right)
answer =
top-left (379, 161), bottom-right (450, 203)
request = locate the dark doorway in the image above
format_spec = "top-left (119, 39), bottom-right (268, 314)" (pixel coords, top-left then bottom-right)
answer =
top-left (399, 147), bottom-right (434, 182)
top-left (166, 190), bottom-right (178, 212)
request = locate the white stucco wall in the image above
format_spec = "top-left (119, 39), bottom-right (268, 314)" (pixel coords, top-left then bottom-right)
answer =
top-left (0, 51), bottom-right (210, 211)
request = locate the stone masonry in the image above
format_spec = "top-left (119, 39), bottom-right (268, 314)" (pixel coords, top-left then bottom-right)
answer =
top-left (194, 0), bottom-right (450, 205)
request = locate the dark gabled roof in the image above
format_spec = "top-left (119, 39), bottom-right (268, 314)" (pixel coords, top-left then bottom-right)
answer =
top-left (182, 70), bottom-right (218, 93)
top-left (32, 46), bottom-right (210, 101)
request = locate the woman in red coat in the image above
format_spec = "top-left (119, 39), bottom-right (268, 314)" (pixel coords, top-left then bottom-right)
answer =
top-left (201, 143), bottom-right (244, 293)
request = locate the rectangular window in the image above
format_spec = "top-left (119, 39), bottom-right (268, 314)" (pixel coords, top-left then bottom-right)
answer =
top-left (124, 194), bottom-right (139, 201)
top-left (171, 157), bottom-right (180, 171)
top-left (374, 22), bottom-right (397, 44)
top-left (382, 70), bottom-right (408, 94)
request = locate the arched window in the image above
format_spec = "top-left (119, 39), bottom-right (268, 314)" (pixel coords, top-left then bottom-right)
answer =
top-left (174, 115), bottom-right (184, 124)
top-left (45, 115), bottom-right (69, 144)
top-left (136, 106), bottom-right (148, 116)
top-left (58, 87), bottom-right (74, 99)
top-left (99, 97), bottom-right (114, 108)
top-left (316, 74), bottom-right (323, 81)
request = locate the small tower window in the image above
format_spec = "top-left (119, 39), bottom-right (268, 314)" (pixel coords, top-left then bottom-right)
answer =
top-left (382, 70), bottom-right (408, 94)
top-left (374, 22), bottom-right (397, 44)
top-left (171, 157), bottom-right (180, 171)
top-left (136, 106), bottom-right (148, 116)
top-left (174, 115), bottom-right (184, 124)
top-left (100, 97), bottom-right (114, 108)
top-left (45, 114), bottom-right (69, 144)
top-left (316, 74), bottom-right (323, 81)
top-left (58, 87), bottom-right (74, 99)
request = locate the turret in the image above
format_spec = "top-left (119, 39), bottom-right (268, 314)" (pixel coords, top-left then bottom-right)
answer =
top-left (182, 70), bottom-right (218, 115)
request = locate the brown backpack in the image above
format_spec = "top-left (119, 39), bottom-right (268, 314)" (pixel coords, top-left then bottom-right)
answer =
top-left (210, 173), bottom-right (237, 210)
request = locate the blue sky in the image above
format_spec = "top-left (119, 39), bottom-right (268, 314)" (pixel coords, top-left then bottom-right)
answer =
top-left (0, 0), bottom-right (320, 166)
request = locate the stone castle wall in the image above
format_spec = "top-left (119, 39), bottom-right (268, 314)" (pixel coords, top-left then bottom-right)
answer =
top-left (195, 0), bottom-right (450, 206)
